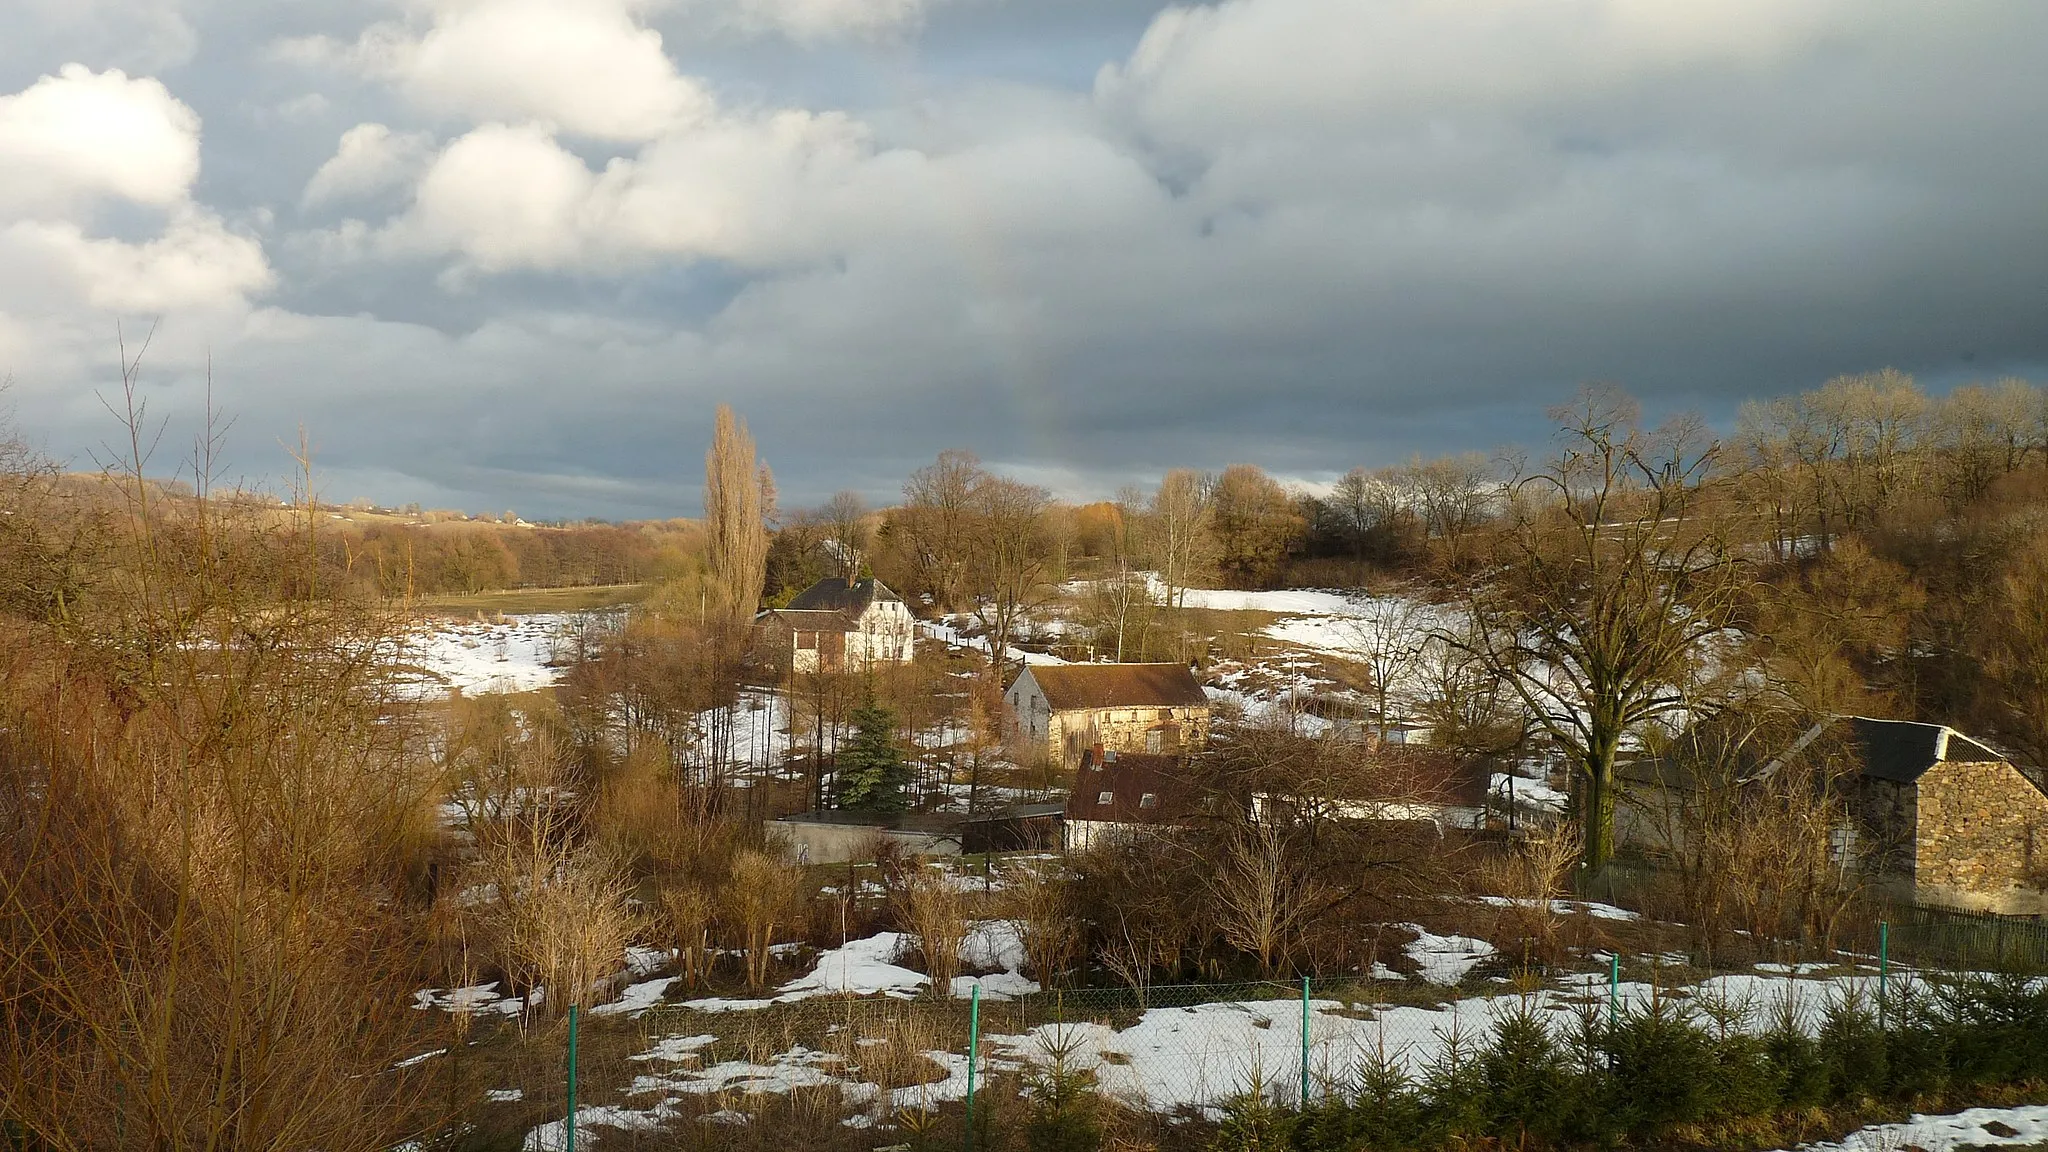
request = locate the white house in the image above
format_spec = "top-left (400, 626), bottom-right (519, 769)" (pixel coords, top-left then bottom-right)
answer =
top-left (756, 578), bottom-right (916, 673)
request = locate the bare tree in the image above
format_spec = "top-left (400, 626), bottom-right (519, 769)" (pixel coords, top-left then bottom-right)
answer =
top-left (705, 404), bottom-right (772, 620)
top-left (965, 474), bottom-right (1051, 678)
top-left (1341, 596), bottom-right (1430, 733)
top-left (898, 450), bottom-right (985, 611)
top-left (824, 490), bottom-right (871, 583)
top-left (1208, 463), bottom-right (1302, 589)
top-left (1397, 453), bottom-right (1496, 571)
top-left (1459, 386), bottom-right (1746, 872)
top-left (1149, 468), bottom-right (1213, 609)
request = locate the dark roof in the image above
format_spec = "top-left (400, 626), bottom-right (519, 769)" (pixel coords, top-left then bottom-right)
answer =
top-left (1021, 663), bottom-right (1209, 711)
top-left (785, 577), bottom-right (901, 614)
top-left (1778, 715), bottom-right (2011, 784)
top-left (1064, 749), bottom-right (1199, 826)
top-left (759, 608), bottom-right (854, 630)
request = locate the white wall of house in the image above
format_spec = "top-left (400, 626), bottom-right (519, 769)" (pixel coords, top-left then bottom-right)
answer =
top-left (1065, 818), bottom-right (1155, 852)
top-left (847, 600), bottom-right (916, 665)
top-left (785, 600), bottom-right (915, 673)
top-left (1007, 671), bottom-right (1053, 742)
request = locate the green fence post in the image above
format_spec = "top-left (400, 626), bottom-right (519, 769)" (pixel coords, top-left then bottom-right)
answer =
top-left (1300, 975), bottom-right (1312, 1110)
top-left (565, 1004), bottom-right (579, 1152)
top-left (964, 984), bottom-right (981, 1152)
top-left (1879, 921), bottom-right (1890, 1027)
top-left (1609, 954), bottom-right (1620, 1028)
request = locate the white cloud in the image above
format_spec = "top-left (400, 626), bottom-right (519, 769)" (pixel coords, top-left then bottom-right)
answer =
top-left (0, 67), bottom-right (271, 322)
top-left (709, 0), bottom-right (937, 41)
top-left (1096, 0), bottom-right (1853, 148)
top-left (378, 109), bottom-right (875, 271)
top-left (0, 212), bottom-right (272, 314)
top-left (398, 123), bottom-right (597, 270)
top-left (0, 65), bottom-right (201, 216)
top-left (328, 0), bottom-right (712, 142)
top-left (304, 123), bottom-right (438, 207)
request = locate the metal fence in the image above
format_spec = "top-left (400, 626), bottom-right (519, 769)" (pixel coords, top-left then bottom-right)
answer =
top-left (492, 941), bottom-right (1981, 1151)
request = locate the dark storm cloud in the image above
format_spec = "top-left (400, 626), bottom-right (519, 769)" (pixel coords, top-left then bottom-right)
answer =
top-left (1, 0), bottom-right (2045, 519)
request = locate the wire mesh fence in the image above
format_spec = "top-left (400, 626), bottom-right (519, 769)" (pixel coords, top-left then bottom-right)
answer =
top-left (480, 925), bottom-right (2045, 1151)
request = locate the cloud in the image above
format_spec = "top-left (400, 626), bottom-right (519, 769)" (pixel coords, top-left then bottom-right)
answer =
top-left (0, 66), bottom-right (269, 329)
top-left (708, 0), bottom-right (939, 41)
top-left (0, 212), bottom-right (272, 314)
top-left (315, 0), bottom-right (712, 142)
top-left (9, 0), bottom-right (2048, 519)
top-left (364, 107), bottom-right (877, 272)
top-left (0, 65), bottom-right (200, 216)
top-left (304, 123), bottom-right (437, 207)
top-left (5, 0), bottom-right (199, 74)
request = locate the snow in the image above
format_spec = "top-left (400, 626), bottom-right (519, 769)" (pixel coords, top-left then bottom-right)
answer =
top-left (412, 982), bottom-right (529, 1016)
top-left (1400, 924), bottom-right (1498, 984)
top-left (632, 1034), bottom-right (718, 1063)
top-left (779, 931), bottom-right (929, 1000)
top-left (1777, 1105), bottom-right (2048, 1152)
top-left (656, 923), bottom-right (1037, 1015)
top-left (919, 617), bottom-right (1067, 666)
top-left (1476, 896), bottom-right (1641, 922)
top-left (393, 1048), bottom-right (447, 1069)
top-left (1491, 771), bottom-right (1570, 816)
top-left (592, 977), bottom-right (678, 1017)
top-left (528, 961), bottom-right (1950, 1145)
top-left (395, 615), bottom-right (570, 698)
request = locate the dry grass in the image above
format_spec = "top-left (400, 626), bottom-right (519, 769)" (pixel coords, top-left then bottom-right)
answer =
top-left (904, 864), bottom-right (970, 993)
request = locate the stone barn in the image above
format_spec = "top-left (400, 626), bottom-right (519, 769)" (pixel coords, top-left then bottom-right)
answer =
top-left (1005, 662), bottom-right (1211, 769)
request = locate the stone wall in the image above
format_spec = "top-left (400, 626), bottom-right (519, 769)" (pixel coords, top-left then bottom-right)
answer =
top-left (1047, 705), bottom-right (1211, 768)
top-left (1914, 760), bottom-right (2048, 913)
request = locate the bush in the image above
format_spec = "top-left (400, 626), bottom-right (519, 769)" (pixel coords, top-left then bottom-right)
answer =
top-left (1024, 1030), bottom-right (1104, 1152)
top-left (1604, 997), bottom-right (1716, 1135)
top-left (1292, 1048), bottom-right (1425, 1152)
top-left (1479, 998), bottom-right (1572, 1142)
top-left (1818, 988), bottom-right (1887, 1104)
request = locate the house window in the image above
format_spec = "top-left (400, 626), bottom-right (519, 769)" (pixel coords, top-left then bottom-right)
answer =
top-left (796, 631), bottom-right (818, 651)
top-left (1139, 793), bottom-right (1158, 809)
top-left (1147, 729), bottom-right (1163, 754)
top-left (1097, 791), bottom-right (1114, 805)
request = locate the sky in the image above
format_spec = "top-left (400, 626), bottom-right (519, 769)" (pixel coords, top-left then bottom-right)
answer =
top-left (2, 0), bottom-right (2045, 519)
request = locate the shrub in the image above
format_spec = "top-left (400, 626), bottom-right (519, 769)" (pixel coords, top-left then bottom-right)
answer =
top-left (1604, 996), bottom-right (1715, 1135)
top-left (1479, 998), bottom-right (1571, 1142)
top-left (1818, 987), bottom-right (1887, 1104)
top-left (1024, 1029), bottom-right (1104, 1152)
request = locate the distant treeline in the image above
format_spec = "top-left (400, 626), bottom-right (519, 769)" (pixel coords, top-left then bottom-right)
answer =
top-left (323, 519), bottom-right (706, 595)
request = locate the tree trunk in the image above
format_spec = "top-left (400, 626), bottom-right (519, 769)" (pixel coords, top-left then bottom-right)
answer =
top-left (1579, 748), bottom-right (1619, 875)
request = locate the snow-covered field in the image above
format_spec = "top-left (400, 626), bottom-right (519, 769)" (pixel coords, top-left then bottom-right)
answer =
top-left (517, 951), bottom-right (1920, 1147)
top-left (394, 614), bottom-right (572, 698)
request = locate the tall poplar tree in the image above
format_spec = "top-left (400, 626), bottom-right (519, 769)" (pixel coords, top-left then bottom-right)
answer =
top-left (704, 404), bottom-right (771, 620)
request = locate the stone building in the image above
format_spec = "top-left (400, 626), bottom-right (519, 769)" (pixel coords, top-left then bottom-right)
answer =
top-left (1620, 715), bottom-right (2048, 913)
top-left (755, 577), bottom-right (915, 673)
top-left (1005, 662), bottom-right (1211, 769)
top-left (1804, 716), bottom-right (2048, 913)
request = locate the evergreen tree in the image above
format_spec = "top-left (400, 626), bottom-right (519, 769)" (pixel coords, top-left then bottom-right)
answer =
top-left (836, 696), bottom-right (910, 811)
